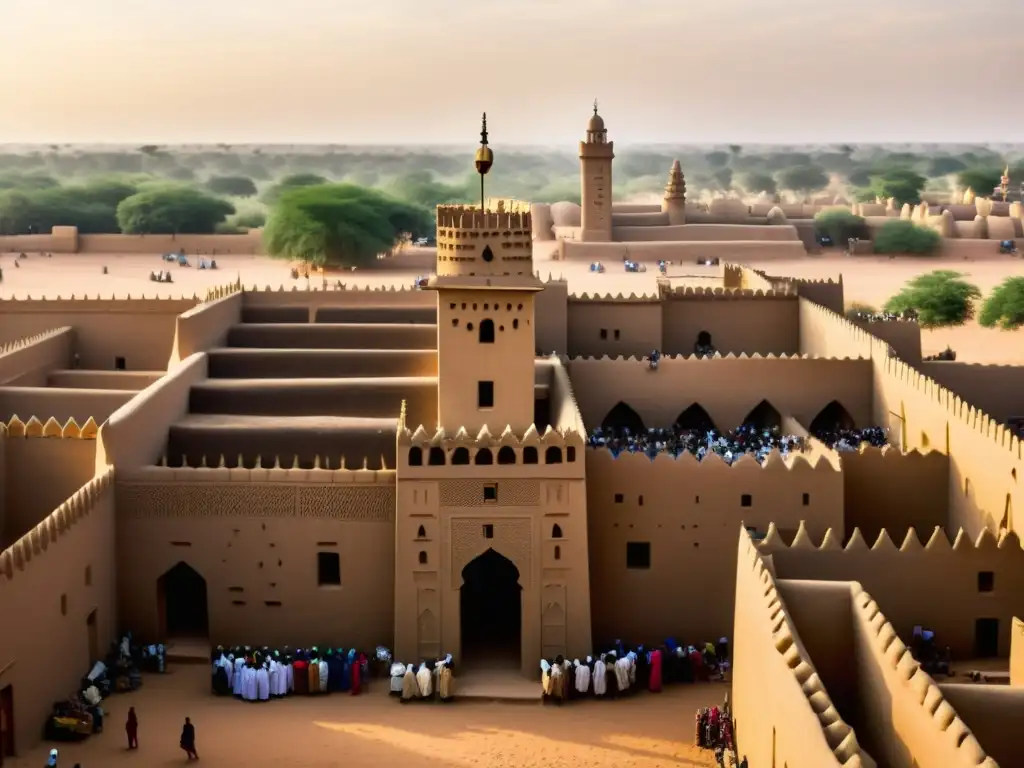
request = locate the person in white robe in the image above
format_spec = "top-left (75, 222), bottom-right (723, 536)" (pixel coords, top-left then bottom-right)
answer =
top-left (224, 654), bottom-right (235, 690)
top-left (593, 655), bottom-right (608, 696)
top-left (319, 657), bottom-right (329, 693)
top-left (390, 663), bottom-right (407, 695)
top-left (401, 665), bottom-right (419, 702)
top-left (268, 658), bottom-right (279, 698)
top-left (244, 663), bottom-right (259, 701)
top-left (549, 660), bottom-right (564, 702)
top-left (614, 655), bottom-right (631, 692)
top-left (574, 658), bottom-right (591, 695)
top-left (257, 663), bottom-right (270, 701)
top-left (540, 659), bottom-right (552, 699)
top-left (416, 662), bottom-right (433, 698)
top-left (626, 650), bottom-right (638, 686)
top-left (436, 656), bottom-right (454, 701)
top-left (232, 656), bottom-right (245, 697)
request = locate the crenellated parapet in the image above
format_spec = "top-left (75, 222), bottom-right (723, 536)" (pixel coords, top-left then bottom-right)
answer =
top-left (585, 446), bottom-right (836, 471)
top-left (242, 282), bottom-right (425, 294)
top-left (125, 458), bottom-right (395, 485)
top-left (568, 351), bottom-right (819, 362)
top-left (660, 284), bottom-right (797, 300)
top-left (156, 453), bottom-right (392, 473)
top-left (397, 421), bottom-right (584, 469)
top-left (0, 468), bottom-right (115, 582)
top-left (759, 520), bottom-right (1023, 553)
top-left (568, 291), bottom-right (661, 303)
top-left (203, 279), bottom-right (242, 302)
top-left (0, 327), bottom-right (73, 355)
top-left (0, 293), bottom-right (202, 303)
top-left (1, 415), bottom-right (100, 439)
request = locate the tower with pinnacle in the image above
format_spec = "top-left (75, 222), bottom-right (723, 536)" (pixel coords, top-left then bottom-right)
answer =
top-left (662, 159), bottom-right (687, 225)
top-left (579, 101), bottom-right (614, 242)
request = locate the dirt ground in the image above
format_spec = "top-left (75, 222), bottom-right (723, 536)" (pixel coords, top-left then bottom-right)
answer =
top-left (1, 249), bottom-right (1022, 363)
top-left (6, 665), bottom-right (726, 768)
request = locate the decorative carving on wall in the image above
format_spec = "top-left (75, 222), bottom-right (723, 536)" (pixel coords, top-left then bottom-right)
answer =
top-left (541, 583), bottom-right (567, 659)
top-left (417, 587), bottom-right (441, 661)
top-left (117, 483), bottom-right (395, 521)
top-left (450, 517), bottom-right (532, 587)
top-left (439, 480), bottom-right (540, 508)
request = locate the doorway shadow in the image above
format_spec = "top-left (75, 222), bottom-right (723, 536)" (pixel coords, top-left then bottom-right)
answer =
top-left (157, 562), bottom-right (209, 639)
top-left (460, 549), bottom-right (521, 668)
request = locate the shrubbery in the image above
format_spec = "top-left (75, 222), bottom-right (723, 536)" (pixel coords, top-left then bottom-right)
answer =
top-left (978, 276), bottom-right (1024, 330)
top-left (814, 209), bottom-right (867, 245)
top-left (116, 186), bottom-right (235, 235)
top-left (884, 271), bottom-right (981, 328)
top-left (873, 220), bottom-right (941, 255)
top-left (205, 175), bottom-right (258, 197)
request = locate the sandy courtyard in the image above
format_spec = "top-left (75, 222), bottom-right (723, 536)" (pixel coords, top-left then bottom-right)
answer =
top-left (1, 248), bottom-right (1022, 363)
top-left (6, 665), bottom-right (726, 768)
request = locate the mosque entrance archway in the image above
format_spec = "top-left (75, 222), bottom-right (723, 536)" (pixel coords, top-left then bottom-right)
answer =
top-left (601, 401), bottom-right (645, 433)
top-left (460, 549), bottom-right (522, 667)
top-left (675, 403), bottom-right (717, 433)
top-left (809, 400), bottom-right (856, 435)
top-left (157, 562), bottom-right (209, 639)
top-left (742, 400), bottom-right (782, 431)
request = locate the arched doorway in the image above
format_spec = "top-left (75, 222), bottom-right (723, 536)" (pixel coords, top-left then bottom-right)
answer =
top-left (742, 400), bottom-right (782, 431)
top-left (675, 403), bottom-right (717, 433)
top-left (809, 400), bottom-right (856, 435)
top-left (601, 401), bottom-right (645, 432)
top-left (157, 562), bottom-right (209, 639)
top-left (460, 549), bottom-right (522, 667)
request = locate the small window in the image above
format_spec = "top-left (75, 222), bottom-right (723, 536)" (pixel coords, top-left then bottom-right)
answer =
top-left (497, 446), bottom-right (517, 464)
top-left (552, 524), bottom-right (563, 539)
top-left (614, 493), bottom-right (624, 503)
top-left (483, 484), bottom-right (497, 503)
top-left (512, 318), bottom-right (519, 329)
top-left (317, 551), bottom-right (341, 586)
top-left (408, 447), bottom-right (423, 466)
top-left (638, 495), bottom-right (644, 507)
top-left (451, 447), bottom-right (470, 465)
top-left (554, 545), bottom-right (561, 560)
top-left (479, 318), bottom-right (495, 343)
top-left (418, 551), bottom-right (428, 565)
top-left (84, 565), bottom-right (92, 586)
top-left (566, 446), bottom-right (576, 462)
top-left (741, 494), bottom-right (752, 507)
top-left (452, 318), bottom-right (459, 327)
top-left (114, 356), bottom-right (126, 370)
top-left (600, 328), bottom-right (608, 340)
top-left (264, 601), bottom-right (282, 607)
top-left (475, 448), bottom-right (494, 465)
top-left (801, 493), bottom-right (810, 506)
top-left (483, 524), bottom-right (494, 538)
top-left (60, 593), bottom-right (68, 616)
top-left (523, 446), bottom-right (538, 464)
top-left (626, 542), bottom-right (651, 569)
top-left (545, 446), bottom-right (563, 464)
top-left (695, 496), bottom-right (700, 504)
top-left (478, 381), bottom-right (494, 409)
top-left (613, 329), bottom-right (620, 341)
top-left (416, 525), bottom-right (426, 539)
top-left (978, 571), bottom-right (995, 593)
top-left (428, 446), bottom-right (446, 465)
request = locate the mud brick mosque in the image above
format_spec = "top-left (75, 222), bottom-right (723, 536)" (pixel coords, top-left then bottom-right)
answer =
top-left (0, 108), bottom-right (1023, 767)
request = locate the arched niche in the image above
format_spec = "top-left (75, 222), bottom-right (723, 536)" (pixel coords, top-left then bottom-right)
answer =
top-left (428, 447), bottom-right (446, 465)
top-left (674, 403), bottom-right (717, 433)
top-left (601, 401), bottom-right (645, 432)
top-left (479, 318), bottom-right (495, 344)
top-left (545, 446), bottom-right (563, 464)
top-left (156, 561), bottom-right (209, 639)
top-left (497, 446), bottom-right (517, 464)
top-left (551, 523), bottom-right (563, 538)
top-left (742, 399), bottom-right (782, 431)
top-left (408, 446), bottom-right (424, 466)
top-left (522, 446), bottom-right (539, 464)
top-left (808, 400), bottom-right (856, 434)
top-left (451, 447), bottom-right (470, 465)
top-left (459, 548), bottom-right (522, 664)
top-left (475, 448), bottom-right (494, 465)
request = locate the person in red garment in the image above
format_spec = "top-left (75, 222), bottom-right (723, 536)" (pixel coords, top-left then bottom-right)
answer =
top-left (647, 648), bottom-right (663, 693)
top-left (125, 707), bottom-right (138, 749)
top-left (292, 651), bottom-right (310, 695)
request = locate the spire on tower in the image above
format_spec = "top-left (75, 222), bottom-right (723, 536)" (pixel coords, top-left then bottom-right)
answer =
top-left (593, 99), bottom-right (599, 115)
top-left (474, 112), bottom-right (494, 209)
top-left (665, 159), bottom-right (686, 201)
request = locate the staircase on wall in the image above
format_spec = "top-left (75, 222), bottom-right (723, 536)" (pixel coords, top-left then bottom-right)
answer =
top-left (164, 304), bottom-right (439, 469)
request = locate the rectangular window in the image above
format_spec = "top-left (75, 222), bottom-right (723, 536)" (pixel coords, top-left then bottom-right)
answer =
top-left (802, 493), bottom-right (810, 506)
top-left (626, 542), bottom-right (651, 569)
top-left (317, 551), bottom-right (341, 586)
top-left (478, 380), bottom-right (494, 409)
top-left (483, 484), bottom-right (497, 502)
top-left (114, 356), bottom-right (126, 370)
top-left (977, 571), bottom-right (995, 592)
top-left (613, 329), bottom-right (620, 341)
top-left (483, 524), bottom-right (494, 539)
top-left (741, 494), bottom-right (752, 507)
top-left (599, 329), bottom-right (608, 339)
top-left (614, 493), bottom-right (624, 503)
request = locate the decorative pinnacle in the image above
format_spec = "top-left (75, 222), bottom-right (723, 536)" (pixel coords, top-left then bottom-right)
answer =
top-left (474, 111), bottom-right (494, 177)
top-left (480, 113), bottom-right (489, 147)
top-left (593, 99), bottom-right (599, 115)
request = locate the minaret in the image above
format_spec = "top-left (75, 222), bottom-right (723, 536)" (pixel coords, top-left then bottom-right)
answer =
top-left (579, 100), bottom-right (614, 242)
top-left (426, 114), bottom-right (542, 435)
top-left (661, 159), bottom-right (687, 225)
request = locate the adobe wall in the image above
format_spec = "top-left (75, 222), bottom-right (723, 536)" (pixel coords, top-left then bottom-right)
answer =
top-left (172, 290), bottom-right (243, 363)
top-left (0, 226), bottom-right (78, 253)
top-left (46, 370), bottom-right (163, 390)
top-left (1012, 616), bottom-right (1023, 686)
top-left (0, 328), bottom-right (74, 387)
top-left (559, 239), bottom-right (808, 262)
top-left (919, 363), bottom-right (1024, 424)
top-left (661, 292), bottom-right (800, 357)
top-left (0, 230), bottom-right (263, 255)
top-left (567, 356), bottom-right (874, 432)
top-left (611, 223), bottom-right (801, 242)
top-left (732, 529), bottom-right (869, 768)
top-left (0, 388), bottom-right (135, 425)
top-left (0, 471), bottom-right (118, 755)
top-left (2, 434), bottom-right (96, 547)
top-left (96, 352), bottom-right (208, 471)
top-left (566, 295), bottom-right (661, 358)
top-left (849, 584), bottom-right (995, 768)
top-left (361, 249), bottom-right (435, 271)
top-left (841, 448), bottom-right (949, 544)
top-left (938, 685), bottom-right (1024, 767)
top-left (765, 526), bottom-right (1024, 659)
top-left (115, 467), bottom-right (395, 648)
top-left (534, 279), bottom-right (568, 355)
top-left (587, 450), bottom-right (843, 645)
top-left (853, 320), bottom-right (922, 365)
top-left (0, 298), bottom-right (197, 370)
top-left (241, 284), bottom-right (436, 322)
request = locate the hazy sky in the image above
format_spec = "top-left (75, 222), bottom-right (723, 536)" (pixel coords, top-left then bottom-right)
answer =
top-left (1, 0), bottom-right (1022, 145)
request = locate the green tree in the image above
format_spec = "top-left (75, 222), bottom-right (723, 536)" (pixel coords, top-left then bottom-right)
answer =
top-left (116, 186), bottom-right (235, 234)
top-left (711, 167), bottom-right (734, 190)
top-left (742, 172), bottom-right (777, 195)
top-left (847, 167), bottom-right (876, 187)
top-left (778, 164), bottom-right (829, 197)
top-left (263, 184), bottom-right (433, 268)
top-left (0, 188), bottom-right (120, 234)
top-left (979, 276), bottom-right (1024, 330)
top-left (884, 271), bottom-right (980, 327)
top-left (814, 209), bottom-right (867, 244)
top-left (705, 151), bottom-right (730, 168)
top-left (927, 156), bottom-right (967, 177)
top-left (231, 210), bottom-right (267, 229)
top-left (0, 172), bottom-right (60, 191)
top-left (868, 168), bottom-right (926, 206)
top-left (873, 220), bottom-right (941, 255)
top-left (205, 175), bottom-right (258, 197)
top-left (957, 168), bottom-right (1003, 195)
top-left (261, 173), bottom-right (329, 204)
top-left (385, 170), bottom-right (470, 209)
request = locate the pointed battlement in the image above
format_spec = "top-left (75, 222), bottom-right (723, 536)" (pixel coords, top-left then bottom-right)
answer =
top-left (435, 204), bottom-right (532, 230)
top-left (2, 415), bottom-right (100, 439)
top-left (0, 327), bottom-right (75, 386)
top-left (568, 291), bottom-right (661, 303)
top-left (759, 521), bottom-right (1023, 554)
top-left (399, 421), bottom-right (584, 450)
top-left (567, 351), bottom-right (816, 361)
top-left (585, 446), bottom-right (836, 471)
top-left (126, 456), bottom-right (396, 485)
top-left (660, 284), bottom-right (797, 300)
top-left (157, 451), bottom-right (393, 472)
top-left (0, 293), bottom-right (201, 303)
top-left (0, 327), bottom-right (73, 355)
top-left (0, 468), bottom-right (115, 583)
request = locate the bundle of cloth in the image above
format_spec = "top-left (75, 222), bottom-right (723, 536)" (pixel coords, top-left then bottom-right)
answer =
top-left (392, 655), bottom-right (455, 703)
top-left (211, 646), bottom-right (369, 700)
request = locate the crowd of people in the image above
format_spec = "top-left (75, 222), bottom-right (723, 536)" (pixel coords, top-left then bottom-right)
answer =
top-left (390, 656), bottom-right (456, 702)
top-left (587, 424), bottom-right (806, 464)
top-left (848, 309), bottom-right (918, 322)
top-left (811, 426), bottom-right (889, 451)
top-left (539, 637), bottom-right (729, 703)
top-left (211, 646), bottom-right (381, 700)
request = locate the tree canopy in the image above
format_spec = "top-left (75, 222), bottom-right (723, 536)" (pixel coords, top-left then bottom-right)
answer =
top-left (978, 276), bottom-right (1024, 330)
top-left (957, 168), bottom-right (1003, 195)
top-left (778, 164), bottom-right (829, 197)
top-left (262, 184), bottom-right (433, 268)
top-left (742, 172), bottom-right (777, 195)
top-left (814, 209), bottom-right (867, 244)
top-left (261, 173), bottom-right (329, 204)
top-left (867, 168), bottom-right (926, 206)
top-left (385, 170), bottom-right (470, 209)
top-left (873, 220), bottom-right (941, 255)
top-left (884, 270), bottom-right (981, 328)
top-left (0, 178), bottom-right (142, 234)
top-left (116, 186), bottom-right (235, 234)
top-left (205, 175), bottom-right (258, 197)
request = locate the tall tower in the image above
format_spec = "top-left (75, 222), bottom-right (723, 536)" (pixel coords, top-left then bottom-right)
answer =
top-left (427, 114), bottom-right (543, 436)
top-left (579, 101), bottom-right (614, 242)
top-left (661, 159), bottom-right (687, 225)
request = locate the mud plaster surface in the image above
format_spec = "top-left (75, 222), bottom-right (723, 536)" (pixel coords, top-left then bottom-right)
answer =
top-left (6, 665), bottom-right (726, 768)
